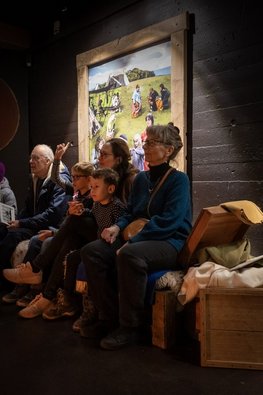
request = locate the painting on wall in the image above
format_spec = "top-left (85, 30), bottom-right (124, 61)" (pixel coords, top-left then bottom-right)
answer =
top-left (77, 13), bottom-right (189, 171)
top-left (88, 41), bottom-right (171, 153)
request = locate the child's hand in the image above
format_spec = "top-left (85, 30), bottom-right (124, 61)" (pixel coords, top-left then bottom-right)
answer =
top-left (101, 225), bottom-right (120, 244)
top-left (38, 229), bottom-right (53, 241)
top-left (68, 201), bottom-right (84, 216)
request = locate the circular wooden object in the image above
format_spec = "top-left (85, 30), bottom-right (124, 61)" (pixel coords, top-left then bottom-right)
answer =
top-left (0, 79), bottom-right (20, 150)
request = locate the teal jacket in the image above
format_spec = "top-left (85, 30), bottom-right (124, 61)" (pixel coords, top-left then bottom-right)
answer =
top-left (116, 167), bottom-right (192, 252)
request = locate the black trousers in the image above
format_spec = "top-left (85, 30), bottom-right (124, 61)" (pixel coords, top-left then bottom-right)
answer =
top-left (81, 239), bottom-right (178, 328)
top-left (33, 215), bottom-right (97, 300)
top-left (0, 226), bottom-right (36, 271)
top-left (81, 238), bottom-right (123, 323)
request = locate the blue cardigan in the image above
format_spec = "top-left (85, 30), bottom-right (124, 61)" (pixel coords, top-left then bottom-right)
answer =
top-left (116, 169), bottom-right (192, 253)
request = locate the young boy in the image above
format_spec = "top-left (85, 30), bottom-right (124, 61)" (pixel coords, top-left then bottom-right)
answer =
top-left (41, 167), bottom-right (127, 321)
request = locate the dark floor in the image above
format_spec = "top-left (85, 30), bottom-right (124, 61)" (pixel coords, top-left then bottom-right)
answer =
top-left (0, 296), bottom-right (262, 395)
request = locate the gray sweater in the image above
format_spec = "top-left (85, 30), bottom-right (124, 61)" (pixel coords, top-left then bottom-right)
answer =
top-left (0, 177), bottom-right (17, 214)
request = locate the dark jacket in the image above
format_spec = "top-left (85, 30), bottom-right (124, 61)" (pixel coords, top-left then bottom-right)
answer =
top-left (18, 164), bottom-right (71, 231)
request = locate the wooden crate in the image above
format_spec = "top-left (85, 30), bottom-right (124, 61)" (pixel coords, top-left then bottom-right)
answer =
top-left (152, 290), bottom-right (178, 349)
top-left (199, 287), bottom-right (263, 370)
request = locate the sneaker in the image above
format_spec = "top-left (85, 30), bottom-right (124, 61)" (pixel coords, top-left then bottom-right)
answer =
top-left (16, 289), bottom-right (38, 307)
top-left (3, 262), bottom-right (42, 285)
top-left (42, 289), bottom-right (79, 320)
top-left (100, 326), bottom-right (139, 350)
top-left (2, 284), bottom-right (29, 304)
top-left (18, 293), bottom-right (52, 319)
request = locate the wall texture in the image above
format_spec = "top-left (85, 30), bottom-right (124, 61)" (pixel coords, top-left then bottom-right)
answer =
top-left (1, 0), bottom-right (262, 253)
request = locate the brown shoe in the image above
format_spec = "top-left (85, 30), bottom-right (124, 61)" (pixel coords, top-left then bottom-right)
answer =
top-left (42, 289), bottom-right (79, 320)
top-left (18, 293), bottom-right (52, 319)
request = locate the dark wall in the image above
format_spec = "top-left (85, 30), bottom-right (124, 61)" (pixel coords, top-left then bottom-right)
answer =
top-left (0, 50), bottom-right (30, 210)
top-left (1, 0), bottom-right (263, 253)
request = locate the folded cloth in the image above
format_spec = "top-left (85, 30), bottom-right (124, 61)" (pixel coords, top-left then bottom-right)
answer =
top-left (221, 200), bottom-right (263, 225)
top-left (197, 238), bottom-right (252, 269)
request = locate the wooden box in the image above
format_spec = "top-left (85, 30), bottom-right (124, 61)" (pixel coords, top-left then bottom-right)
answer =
top-left (152, 290), bottom-right (178, 349)
top-left (199, 287), bottom-right (263, 370)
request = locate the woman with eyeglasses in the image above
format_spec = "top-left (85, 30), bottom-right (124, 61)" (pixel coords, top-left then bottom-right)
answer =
top-left (3, 138), bottom-right (138, 320)
top-left (81, 123), bottom-right (192, 350)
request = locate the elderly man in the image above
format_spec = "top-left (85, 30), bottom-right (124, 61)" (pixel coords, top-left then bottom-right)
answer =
top-left (0, 144), bottom-right (70, 291)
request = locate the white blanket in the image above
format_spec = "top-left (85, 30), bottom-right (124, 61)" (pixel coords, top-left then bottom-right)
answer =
top-left (177, 255), bottom-right (263, 305)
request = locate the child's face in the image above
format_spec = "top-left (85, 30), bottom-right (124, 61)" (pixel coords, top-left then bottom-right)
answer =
top-left (71, 171), bottom-right (91, 194)
top-left (90, 177), bottom-right (114, 205)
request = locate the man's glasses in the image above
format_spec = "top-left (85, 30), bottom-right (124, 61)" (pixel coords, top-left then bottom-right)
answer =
top-left (71, 175), bottom-right (87, 181)
top-left (99, 151), bottom-right (114, 158)
top-left (30, 154), bottom-right (45, 162)
top-left (143, 139), bottom-right (163, 148)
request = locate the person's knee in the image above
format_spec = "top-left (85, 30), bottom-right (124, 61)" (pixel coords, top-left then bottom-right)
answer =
top-left (67, 249), bottom-right (80, 266)
top-left (80, 243), bottom-right (93, 262)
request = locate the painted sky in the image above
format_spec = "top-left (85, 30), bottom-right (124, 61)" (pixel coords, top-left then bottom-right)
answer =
top-left (88, 41), bottom-right (171, 91)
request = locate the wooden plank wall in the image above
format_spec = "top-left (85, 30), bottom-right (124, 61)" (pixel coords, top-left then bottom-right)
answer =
top-left (0, 0), bottom-right (262, 253)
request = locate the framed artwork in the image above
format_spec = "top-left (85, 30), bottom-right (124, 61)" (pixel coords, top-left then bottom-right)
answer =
top-left (76, 12), bottom-right (189, 171)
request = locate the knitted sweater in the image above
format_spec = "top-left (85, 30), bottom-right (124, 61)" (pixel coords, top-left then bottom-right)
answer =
top-left (116, 166), bottom-right (192, 252)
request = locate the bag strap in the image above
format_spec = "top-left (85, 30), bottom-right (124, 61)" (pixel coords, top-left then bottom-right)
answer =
top-left (147, 167), bottom-right (174, 217)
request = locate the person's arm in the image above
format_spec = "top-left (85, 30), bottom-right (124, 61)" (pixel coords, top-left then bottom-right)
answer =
top-left (51, 159), bottom-right (72, 191)
top-left (51, 143), bottom-right (73, 191)
top-left (130, 171), bottom-right (192, 245)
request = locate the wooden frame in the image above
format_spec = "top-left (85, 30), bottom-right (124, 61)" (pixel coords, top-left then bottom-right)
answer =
top-left (76, 12), bottom-right (189, 171)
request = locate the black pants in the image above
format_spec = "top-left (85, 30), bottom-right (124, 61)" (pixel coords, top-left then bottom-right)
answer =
top-left (81, 239), bottom-right (178, 328)
top-left (0, 227), bottom-right (36, 271)
top-left (0, 226), bottom-right (36, 289)
top-left (81, 238), bottom-right (123, 324)
top-left (32, 215), bottom-right (97, 300)
top-left (63, 249), bottom-right (81, 295)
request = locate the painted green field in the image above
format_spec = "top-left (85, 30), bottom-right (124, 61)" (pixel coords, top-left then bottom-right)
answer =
top-left (89, 74), bottom-right (171, 150)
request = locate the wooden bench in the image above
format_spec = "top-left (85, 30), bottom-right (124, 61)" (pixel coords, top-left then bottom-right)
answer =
top-left (76, 204), bottom-right (263, 359)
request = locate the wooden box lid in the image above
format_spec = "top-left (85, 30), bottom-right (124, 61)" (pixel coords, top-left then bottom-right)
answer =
top-left (177, 205), bottom-right (250, 268)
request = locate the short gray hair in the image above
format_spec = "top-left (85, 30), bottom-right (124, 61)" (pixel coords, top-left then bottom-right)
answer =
top-left (34, 144), bottom-right (54, 162)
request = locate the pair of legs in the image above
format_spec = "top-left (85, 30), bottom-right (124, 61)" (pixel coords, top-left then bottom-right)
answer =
top-left (30, 215), bottom-right (98, 301)
top-left (3, 215), bottom-right (98, 318)
top-left (0, 226), bottom-right (36, 289)
top-left (81, 239), bottom-right (178, 329)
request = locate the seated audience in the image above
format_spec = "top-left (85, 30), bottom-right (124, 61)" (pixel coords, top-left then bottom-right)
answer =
top-left (0, 144), bottom-right (70, 291)
top-left (3, 138), bottom-right (138, 322)
top-left (80, 123), bottom-right (192, 350)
